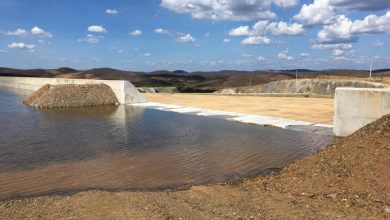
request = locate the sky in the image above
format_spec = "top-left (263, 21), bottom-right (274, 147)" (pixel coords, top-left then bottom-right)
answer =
top-left (0, 0), bottom-right (389, 71)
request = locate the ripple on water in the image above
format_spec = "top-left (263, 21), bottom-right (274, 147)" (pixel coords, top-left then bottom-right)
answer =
top-left (0, 88), bottom-right (332, 200)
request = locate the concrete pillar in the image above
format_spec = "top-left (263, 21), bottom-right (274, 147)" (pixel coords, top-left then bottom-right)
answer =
top-left (334, 88), bottom-right (390, 137)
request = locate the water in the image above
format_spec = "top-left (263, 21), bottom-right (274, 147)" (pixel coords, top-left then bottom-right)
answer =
top-left (0, 88), bottom-right (332, 200)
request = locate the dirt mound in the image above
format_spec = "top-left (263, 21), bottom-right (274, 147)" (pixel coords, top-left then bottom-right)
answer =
top-left (24, 84), bottom-right (119, 108)
top-left (249, 114), bottom-right (390, 217)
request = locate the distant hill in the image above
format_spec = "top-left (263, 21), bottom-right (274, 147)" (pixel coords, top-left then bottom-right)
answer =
top-left (56, 67), bottom-right (77, 73)
top-left (0, 67), bottom-right (388, 92)
top-left (284, 69), bottom-right (318, 73)
top-left (172, 70), bottom-right (188, 74)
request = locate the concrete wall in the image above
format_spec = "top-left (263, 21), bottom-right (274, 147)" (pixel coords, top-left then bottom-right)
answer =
top-left (334, 88), bottom-right (390, 137)
top-left (0, 76), bottom-right (147, 104)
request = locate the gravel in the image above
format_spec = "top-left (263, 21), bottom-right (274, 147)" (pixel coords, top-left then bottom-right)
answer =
top-left (23, 84), bottom-right (119, 108)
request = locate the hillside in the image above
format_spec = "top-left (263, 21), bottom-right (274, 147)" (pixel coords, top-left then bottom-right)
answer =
top-left (0, 67), bottom-right (388, 92)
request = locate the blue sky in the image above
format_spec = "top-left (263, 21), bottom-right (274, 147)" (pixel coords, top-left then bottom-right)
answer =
top-left (0, 0), bottom-right (389, 71)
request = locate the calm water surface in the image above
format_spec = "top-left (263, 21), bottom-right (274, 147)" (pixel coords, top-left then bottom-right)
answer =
top-left (0, 88), bottom-right (332, 200)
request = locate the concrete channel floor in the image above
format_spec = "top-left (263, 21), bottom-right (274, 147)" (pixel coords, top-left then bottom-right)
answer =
top-left (144, 93), bottom-right (334, 125)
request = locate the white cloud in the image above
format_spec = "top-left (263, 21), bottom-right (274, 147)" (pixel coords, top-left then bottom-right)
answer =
top-left (278, 50), bottom-right (295, 61)
top-left (155, 28), bottom-right (170, 34)
top-left (294, 0), bottom-right (390, 28)
top-left (267, 22), bottom-right (304, 35)
top-left (273, 0), bottom-right (300, 8)
top-left (205, 32), bottom-right (210, 37)
top-left (300, 53), bottom-right (309, 57)
top-left (2, 27), bottom-right (53, 38)
top-left (373, 40), bottom-right (384, 47)
top-left (78, 34), bottom-right (102, 44)
top-left (38, 39), bottom-right (52, 45)
top-left (106, 9), bottom-right (118, 14)
top-left (317, 15), bottom-right (356, 43)
top-left (257, 56), bottom-right (266, 61)
top-left (312, 43), bottom-right (353, 60)
top-left (143, 53), bottom-right (151, 57)
top-left (8, 42), bottom-right (35, 50)
top-left (130, 30), bottom-right (142, 36)
top-left (350, 12), bottom-right (390, 34)
top-left (317, 12), bottom-right (390, 44)
top-left (223, 38), bottom-right (231, 43)
top-left (331, 48), bottom-right (355, 60)
top-left (92, 57), bottom-right (102, 63)
top-left (241, 36), bottom-right (271, 45)
top-left (328, 0), bottom-right (390, 11)
top-left (312, 43), bottom-right (353, 50)
top-left (229, 20), bottom-right (304, 45)
top-left (177, 34), bottom-right (196, 43)
top-left (31, 26), bottom-right (53, 38)
top-left (251, 20), bottom-right (269, 36)
top-left (161, 0), bottom-right (278, 21)
top-left (229, 26), bottom-right (251, 36)
top-left (2, 28), bottom-right (29, 37)
top-left (332, 49), bottom-right (344, 57)
top-left (88, 25), bottom-right (107, 33)
top-left (294, 0), bottom-right (335, 26)
top-left (241, 53), bottom-right (253, 57)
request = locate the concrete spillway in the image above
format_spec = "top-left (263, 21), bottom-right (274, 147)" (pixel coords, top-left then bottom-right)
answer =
top-left (334, 87), bottom-right (390, 137)
top-left (0, 76), bottom-right (147, 104)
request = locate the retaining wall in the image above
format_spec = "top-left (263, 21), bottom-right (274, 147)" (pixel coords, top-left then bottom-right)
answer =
top-left (0, 77), bottom-right (147, 104)
top-left (334, 88), bottom-right (390, 137)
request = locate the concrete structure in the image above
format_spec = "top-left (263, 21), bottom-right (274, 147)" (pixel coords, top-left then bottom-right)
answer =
top-left (138, 87), bottom-right (177, 94)
top-left (334, 88), bottom-right (390, 137)
top-left (0, 76), bottom-right (147, 104)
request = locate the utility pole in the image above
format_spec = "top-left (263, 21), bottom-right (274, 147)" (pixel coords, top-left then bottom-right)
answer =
top-left (295, 70), bottom-right (298, 80)
top-left (369, 58), bottom-right (373, 78)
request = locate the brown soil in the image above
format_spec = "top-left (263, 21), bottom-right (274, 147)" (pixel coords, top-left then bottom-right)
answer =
top-left (23, 84), bottom-right (119, 108)
top-left (0, 115), bottom-right (389, 219)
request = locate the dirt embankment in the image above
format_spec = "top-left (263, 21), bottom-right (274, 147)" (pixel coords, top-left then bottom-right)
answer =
top-left (0, 116), bottom-right (389, 219)
top-left (217, 79), bottom-right (389, 97)
top-left (24, 84), bottom-right (119, 108)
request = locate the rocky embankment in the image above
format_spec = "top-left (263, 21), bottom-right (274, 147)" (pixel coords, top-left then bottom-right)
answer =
top-left (216, 79), bottom-right (389, 97)
top-left (23, 84), bottom-right (119, 108)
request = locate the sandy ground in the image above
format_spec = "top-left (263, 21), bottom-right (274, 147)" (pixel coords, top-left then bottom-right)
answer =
top-left (144, 93), bottom-right (334, 124)
top-left (1, 115), bottom-right (389, 219)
